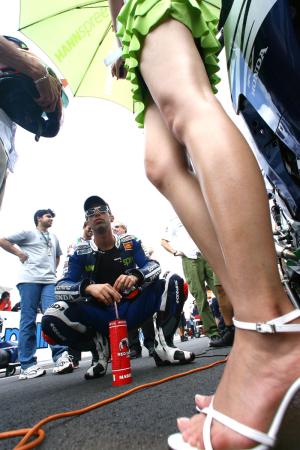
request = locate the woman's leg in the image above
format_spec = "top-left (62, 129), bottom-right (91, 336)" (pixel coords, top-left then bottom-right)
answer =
top-left (141, 19), bottom-right (282, 311)
top-left (144, 102), bottom-right (230, 295)
top-left (140, 19), bottom-right (300, 449)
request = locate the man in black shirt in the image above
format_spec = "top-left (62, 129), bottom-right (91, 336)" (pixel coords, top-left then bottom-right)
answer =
top-left (113, 220), bottom-right (155, 359)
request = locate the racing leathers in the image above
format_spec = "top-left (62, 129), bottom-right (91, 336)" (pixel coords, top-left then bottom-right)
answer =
top-left (57, 233), bottom-right (161, 305)
top-left (42, 233), bottom-right (195, 377)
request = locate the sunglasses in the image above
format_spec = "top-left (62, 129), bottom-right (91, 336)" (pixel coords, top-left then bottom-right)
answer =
top-left (85, 205), bottom-right (110, 217)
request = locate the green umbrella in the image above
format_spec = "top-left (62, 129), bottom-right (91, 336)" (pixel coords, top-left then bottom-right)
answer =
top-left (19, 0), bottom-right (132, 110)
top-left (19, 0), bottom-right (222, 109)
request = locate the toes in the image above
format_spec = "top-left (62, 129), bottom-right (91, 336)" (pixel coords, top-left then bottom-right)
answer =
top-left (177, 414), bottom-right (205, 449)
top-left (195, 394), bottom-right (213, 410)
top-left (177, 417), bottom-right (190, 432)
top-left (189, 414), bottom-right (205, 449)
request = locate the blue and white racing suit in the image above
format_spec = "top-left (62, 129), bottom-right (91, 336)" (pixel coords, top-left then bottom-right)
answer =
top-left (41, 234), bottom-right (185, 351)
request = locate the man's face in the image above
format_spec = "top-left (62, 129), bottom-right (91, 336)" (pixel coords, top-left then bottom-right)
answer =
top-left (113, 224), bottom-right (126, 235)
top-left (206, 290), bottom-right (213, 299)
top-left (83, 225), bottom-right (93, 240)
top-left (85, 205), bottom-right (112, 234)
top-left (39, 213), bottom-right (54, 229)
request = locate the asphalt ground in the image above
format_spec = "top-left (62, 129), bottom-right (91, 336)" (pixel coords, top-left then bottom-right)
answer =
top-left (0, 337), bottom-right (226, 450)
top-left (0, 338), bottom-right (299, 450)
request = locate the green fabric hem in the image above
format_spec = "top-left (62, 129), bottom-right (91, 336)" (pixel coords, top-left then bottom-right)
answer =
top-left (117, 0), bottom-right (221, 128)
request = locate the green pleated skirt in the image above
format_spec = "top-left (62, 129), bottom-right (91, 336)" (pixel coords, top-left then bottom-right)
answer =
top-left (117, 0), bottom-right (221, 128)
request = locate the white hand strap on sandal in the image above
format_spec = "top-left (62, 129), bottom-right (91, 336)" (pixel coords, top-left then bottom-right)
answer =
top-left (233, 309), bottom-right (300, 334)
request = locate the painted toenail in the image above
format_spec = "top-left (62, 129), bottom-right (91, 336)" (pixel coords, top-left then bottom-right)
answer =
top-left (177, 417), bottom-right (190, 426)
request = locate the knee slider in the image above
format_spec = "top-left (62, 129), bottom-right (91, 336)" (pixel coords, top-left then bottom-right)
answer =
top-left (41, 314), bottom-right (69, 344)
top-left (42, 330), bottom-right (57, 345)
top-left (44, 301), bottom-right (86, 333)
top-left (44, 300), bottom-right (69, 318)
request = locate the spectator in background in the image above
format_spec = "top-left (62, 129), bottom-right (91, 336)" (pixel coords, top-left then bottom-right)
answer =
top-left (112, 220), bottom-right (127, 235)
top-left (66, 221), bottom-right (93, 257)
top-left (185, 299), bottom-right (201, 339)
top-left (0, 208), bottom-right (73, 379)
top-left (206, 288), bottom-right (226, 336)
top-left (184, 300), bottom-right (194, 338)
top-left (191, 301), bottom-right (202, 338)
top-left (0, 291), bottom-right (11, 311)
top-left (113, 219), bottom-right (155, 358)
top-left (161, 216), bottom-right (220, 345)
top-left (11, 301), bottom-right (21, 312)
top-left (178, 311), bottom-right (188, 342)
top-left (65, 221), bottom-right (94, 368)
top-left (209, 275), bottom-right (235, 347)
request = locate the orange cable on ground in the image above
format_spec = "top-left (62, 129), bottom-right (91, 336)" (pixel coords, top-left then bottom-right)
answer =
top-left (0, 357), bottom-right (226, 450)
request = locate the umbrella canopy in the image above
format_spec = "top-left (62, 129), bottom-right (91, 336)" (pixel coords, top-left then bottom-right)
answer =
top-left (19, 0), bottom-right (132, 110)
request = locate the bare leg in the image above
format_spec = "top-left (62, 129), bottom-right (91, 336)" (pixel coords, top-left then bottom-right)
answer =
top-left (139, 20), bottom-right (300, 449)
top-left (144, 102), bottom-right (231, 296)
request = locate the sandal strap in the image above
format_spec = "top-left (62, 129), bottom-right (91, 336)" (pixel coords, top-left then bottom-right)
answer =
top-left (201, 401), bottom-right (275, 449)
top-left (201, 378), bottom-right (300, 449)
top-left (233, 309), bottom-right (300, 334)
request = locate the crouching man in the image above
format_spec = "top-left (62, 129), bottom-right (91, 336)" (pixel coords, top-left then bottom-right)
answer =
top-left (42, 195), bottom-right (195, 380)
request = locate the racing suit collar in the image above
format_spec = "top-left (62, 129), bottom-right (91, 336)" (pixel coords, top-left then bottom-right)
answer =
top-left (90, 233), bottom-right (121, 252)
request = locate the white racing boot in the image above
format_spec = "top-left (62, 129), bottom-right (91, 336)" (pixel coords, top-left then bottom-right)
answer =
top-left (85, 333), bottom-right (109, 380)
top-left (153, 322), bottom-right (195, 366)
top-left (153, 272), bottom-right (195, 366)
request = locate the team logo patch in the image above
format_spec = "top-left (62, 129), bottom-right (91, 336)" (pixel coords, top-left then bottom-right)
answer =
top-left (119, 337), bottom-right (129, 352)
top-left (63, 260), bottom-right (69, 274)
top-left (121, 235), bottom-right (135, 243)
top-left (123, 242), bottom-right (133, 251)
top-left (77, 246), bottom-right (93, 255)
top-left (122, 256), bottom-right (134, 267)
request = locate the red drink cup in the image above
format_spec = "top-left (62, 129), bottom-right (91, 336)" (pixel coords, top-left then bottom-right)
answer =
top-left (109, 319), bottom-right (132, 386)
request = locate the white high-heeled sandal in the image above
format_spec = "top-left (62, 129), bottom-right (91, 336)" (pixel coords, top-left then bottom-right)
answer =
top-left (168, 309), bottom-right (300, 450)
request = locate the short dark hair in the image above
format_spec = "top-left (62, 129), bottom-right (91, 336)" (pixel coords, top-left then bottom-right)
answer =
top-left (1, 291), bottom-right (10, 300)
top-left (83, 196), bottom-right (110, 213)
top-left (33, 209), bottom-right (55, 226)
